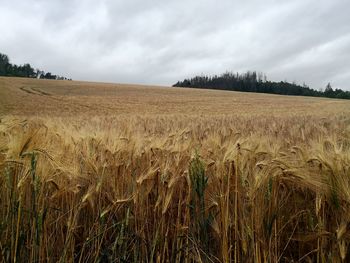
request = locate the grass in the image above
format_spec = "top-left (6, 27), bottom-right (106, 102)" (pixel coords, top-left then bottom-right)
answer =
top-left (0, 77), bottom-right (350, 262)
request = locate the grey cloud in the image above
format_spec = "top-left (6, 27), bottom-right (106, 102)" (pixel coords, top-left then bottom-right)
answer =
top-left (0, 0), bottom-right (349, 90)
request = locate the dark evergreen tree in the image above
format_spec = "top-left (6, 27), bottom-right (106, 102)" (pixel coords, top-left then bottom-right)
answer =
top-left (0, 52), bottom-right (68, 80)
top-left (0, 53), bottom-right (10, 76)
top-left (173, 72), bottom-right (350, 100)
top-left (324, 83), bottom-right (334, 97)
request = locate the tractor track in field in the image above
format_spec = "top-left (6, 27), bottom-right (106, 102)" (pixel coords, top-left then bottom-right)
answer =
top-left (19, 86), bottom-right (117, 112)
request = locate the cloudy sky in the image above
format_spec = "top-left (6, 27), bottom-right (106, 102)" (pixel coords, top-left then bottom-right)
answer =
top-left (1, 0), bottom-right (350, 90)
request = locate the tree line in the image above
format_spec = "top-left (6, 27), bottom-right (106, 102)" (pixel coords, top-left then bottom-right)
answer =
top-left (174, 71), bottom-right (350, 100)
top-left (0, 52), bottom-right (70, 80)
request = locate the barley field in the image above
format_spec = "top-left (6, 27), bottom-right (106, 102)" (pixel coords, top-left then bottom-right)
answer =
top-left (1, 77), bottom-right (350, 262)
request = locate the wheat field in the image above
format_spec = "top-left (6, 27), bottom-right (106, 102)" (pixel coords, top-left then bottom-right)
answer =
top-left (1, 77), bottom-right (350, 262)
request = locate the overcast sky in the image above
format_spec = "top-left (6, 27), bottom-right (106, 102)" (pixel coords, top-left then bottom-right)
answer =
top-left (1, 0), bottom-right (350, 90)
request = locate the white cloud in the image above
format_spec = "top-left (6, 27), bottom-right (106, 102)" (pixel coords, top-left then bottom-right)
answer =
top-left (0, 0), bottom-right (349, 90)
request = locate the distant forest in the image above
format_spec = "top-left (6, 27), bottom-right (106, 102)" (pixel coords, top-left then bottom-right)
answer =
top-left (174, 71), bottom-right (350, 99)
top-left (0, 52), bottom-right (70, 80)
